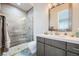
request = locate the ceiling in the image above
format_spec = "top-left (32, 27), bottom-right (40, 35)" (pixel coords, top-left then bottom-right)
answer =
top-left (10, 3), bottom-right (33, 12)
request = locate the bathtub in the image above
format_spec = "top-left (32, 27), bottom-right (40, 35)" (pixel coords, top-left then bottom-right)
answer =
top-left (3, 43), bottom-right (28, 56)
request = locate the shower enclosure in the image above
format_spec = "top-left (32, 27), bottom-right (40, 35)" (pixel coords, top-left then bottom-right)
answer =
top-left (9, 8), bottom-right (34, 47)
top-left (0, 3), bottom-right (34, 55)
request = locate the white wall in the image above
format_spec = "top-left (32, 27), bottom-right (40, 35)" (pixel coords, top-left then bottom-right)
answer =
top-left (33, 3), bottom-right (49, 40)
top-left (72, 3), bottom-right (79, 32)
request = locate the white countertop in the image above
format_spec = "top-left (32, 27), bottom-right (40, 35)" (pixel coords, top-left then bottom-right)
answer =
top-left (36, 34), bottom-right (79, 44)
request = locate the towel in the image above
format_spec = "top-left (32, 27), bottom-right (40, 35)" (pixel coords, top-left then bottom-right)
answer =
top-left (0, 16), bottom-right (2, 55)
top-left (28, 41), bottom-right (36, 54)
top-left (0, 15), bottom-right (10, 55)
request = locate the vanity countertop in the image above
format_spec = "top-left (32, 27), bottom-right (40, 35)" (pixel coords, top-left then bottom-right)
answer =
top-left (36, 34), bottom-right (79, 44)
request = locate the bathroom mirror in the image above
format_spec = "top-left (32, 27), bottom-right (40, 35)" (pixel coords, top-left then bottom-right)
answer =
top-left (49, 3), bottom-right (72, 32)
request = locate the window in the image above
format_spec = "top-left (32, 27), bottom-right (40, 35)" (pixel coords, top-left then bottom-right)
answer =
top-left (58, 9), bottom-right (70, 31)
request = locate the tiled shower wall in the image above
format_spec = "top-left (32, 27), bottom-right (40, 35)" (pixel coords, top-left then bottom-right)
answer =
top-left (1, 4), bottom-right (33, 47)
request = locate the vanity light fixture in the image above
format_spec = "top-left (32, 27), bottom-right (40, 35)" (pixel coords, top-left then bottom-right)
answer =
top-left (17, 3), bottom-right (21, 5)
top-left (49, 3), bottom-right (64, 9)
top-left (52, 3), bottom-right (58, 7)
top-left (48, 3), bottom-right (53, 9)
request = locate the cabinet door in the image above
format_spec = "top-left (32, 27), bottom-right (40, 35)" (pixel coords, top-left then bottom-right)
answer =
top-left (0, 50), bottom-right (2, 56)
top-left (67, 43), bottom-right (79, 54)
top-left (67, 52), bottom-right (78, 56)
top-left (45, 45), bottom-right (65, 56)
top-left (37, 42), bottom-right (44, 56)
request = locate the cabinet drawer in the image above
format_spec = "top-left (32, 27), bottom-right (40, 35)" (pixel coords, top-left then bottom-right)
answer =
top-left (67, 43), bottom-right (79, 54)
top-left (67, 52), bottom-right (78, 56)
top-left (37, 37), bottom-right (44, 43)
top-left (45, 38), bottom-right (66, 49)
top-left (45, 45), bottom-right (65, 56)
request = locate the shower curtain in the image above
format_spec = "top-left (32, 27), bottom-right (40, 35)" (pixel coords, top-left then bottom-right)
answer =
top-left (0, 15), bottom-right (10, 56)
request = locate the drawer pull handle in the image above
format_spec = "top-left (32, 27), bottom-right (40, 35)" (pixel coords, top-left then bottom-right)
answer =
top-left (73, 48), bottom-right (79, 51)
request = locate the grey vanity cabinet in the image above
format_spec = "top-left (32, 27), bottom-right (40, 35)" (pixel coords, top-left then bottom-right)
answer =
top-left (45, 45), bottom-right (65, 56)
top-left (37, 37), bottom-right (79, 56)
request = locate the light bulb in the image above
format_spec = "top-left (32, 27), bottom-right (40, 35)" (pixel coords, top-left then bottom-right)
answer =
top-left (48, 3), bottom-right (52, 9)
top-left (53, 3), bottom-right (57, 7)
top-left (17, 3), bottom-right (21, 5)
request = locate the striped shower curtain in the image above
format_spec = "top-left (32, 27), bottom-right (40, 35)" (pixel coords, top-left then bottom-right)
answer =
top-left (0, 15), bottom-right (10, 56)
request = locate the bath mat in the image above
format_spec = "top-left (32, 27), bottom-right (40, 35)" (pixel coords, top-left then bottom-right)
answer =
top-left (13, 48), bottom-right (32, 56)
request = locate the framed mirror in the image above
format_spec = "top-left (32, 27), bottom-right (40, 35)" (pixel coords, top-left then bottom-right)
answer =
top-left (49, 3), bottom-right (72, 32)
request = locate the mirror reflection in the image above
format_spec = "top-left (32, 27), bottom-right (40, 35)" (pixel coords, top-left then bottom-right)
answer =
top-left (49, 3), bottom-right (72, 32)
